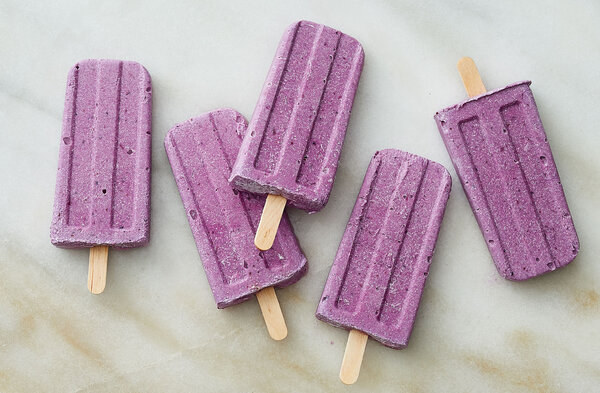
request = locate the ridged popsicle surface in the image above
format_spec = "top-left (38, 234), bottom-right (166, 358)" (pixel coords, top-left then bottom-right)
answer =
top-left (230, 20), bottom-right (364, 212)
top-left (51, 59), bottom-right (152, 248)
top-left (165, 109), bottom-right (307, 308)
top-left (316, 150), bottom-right (451, 349)
top-left (435, 82), bottom-right (579, 280)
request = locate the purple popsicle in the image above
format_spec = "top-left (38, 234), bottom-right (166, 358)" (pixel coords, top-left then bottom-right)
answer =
top-left (229, 20), bottom-right (364, 250)
top-left (434, 59), bottom-right (579, 281)
top-left (164, 109), bottom-right (307, 339)
top-left (51, 59), bottom-right (152, 247)
top-left (50, 59), bottom-right (152, 293)
top-left (316, 149), bottom-right (452, 383)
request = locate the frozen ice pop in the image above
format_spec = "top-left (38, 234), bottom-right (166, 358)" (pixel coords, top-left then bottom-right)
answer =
top-left (50, 59), bottom-right (152, 294)
top-left (229, 20), bottom-right (364, 251)
top-left (434, 57), bottom-right (579, 281)
top-left (315, 149), bottom-right (452, 384)
top-left (164, 109), bottom-right (307, 340)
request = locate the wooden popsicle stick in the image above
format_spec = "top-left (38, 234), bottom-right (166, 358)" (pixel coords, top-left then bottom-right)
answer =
top-left (339, 329), bottom-right (368, 385)
top-left (88, 245), bottom-right (108, 294)
top-left (457, 57), bottom-right (487, 97)
top-left (254, 194), bottom-right (287, 251)
top-left (256, 286), bottom-right (288, 340)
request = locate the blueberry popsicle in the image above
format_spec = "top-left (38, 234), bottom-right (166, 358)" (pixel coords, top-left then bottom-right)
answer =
top-left (434, 57), bottom-right (579, 280)
top-left (164, 109), bottom-right (307, 340)
top-left (50, 59), bottom-right (152, 294)
top-left (316, 150), bottom-right (452, 384)
top-left (229, 20), bottom-right (364, 251)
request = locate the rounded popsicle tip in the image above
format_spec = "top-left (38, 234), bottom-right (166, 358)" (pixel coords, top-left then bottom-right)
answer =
top-left (457, 56), bottom-right (476, 69)
top-left (254, 234), bottom-right (275, 251)
top-left (270, 325), bottom-right (288, 341)
top-left (88, 283), bottom-right (106, 295)
top-left (339, 370), bottom-right (359, 385)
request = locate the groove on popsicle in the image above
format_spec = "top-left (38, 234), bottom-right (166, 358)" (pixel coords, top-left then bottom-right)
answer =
top-left (170, 121), bottom-right (253, 285)
top-left (394, 162), bottom-right (454, 323)
top-left (64, 63), bottom-right (80, 226)
top-left (456, 58), bottom-right (515, 277)
top-left (376, 161), bottom-right (428, 322)
top-left (334, 158), bottom-right (382, 311)
top-left (317, 151), bottom-right (451, 349)
top-left (166, 112), bottom-right (306, 300)
top-left (306, 40), bottom-right (364, 191)
top-left (256, 22), bottom-right (333, 174)
top-left (66, 61), bottom-right (96, 227)
top-left (52, 59), bottom-right (151, 250)
top-left (168, 133), bottom-right (233, 285)
top-left (335, 156), bottom-right (428, 318)
top-left (209, 112), bottom-right (276, 269)
top-left (110, 61), bottom-right (146, 231)
top-left (457, 106), bottom-right (557, 277)
top-left (90, 60), bottom-right (129, 229)
top-left (253, 22), bottom-right (302, 172)
top-left (499, 103), bottom-right (557, 269)
top-left (108, 61), bottom-right (124, 228)
top-left (338, 159), bottom-right (414, 314)
top-left (290, 25), bottom-right (341, 182)
top-left (455, 116), bottom-right (512, 277)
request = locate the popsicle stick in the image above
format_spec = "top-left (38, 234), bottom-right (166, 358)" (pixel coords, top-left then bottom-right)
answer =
top-left (87, 245), bottom-right (108, 294)
top-left (255, 194), bottom-right (287, 251)
top-left (339, 329), bottom-right (368, 385)
top-left (457, 57), bottom-right (487, 97)
top-left (256, 286), bottom-right (288, 340)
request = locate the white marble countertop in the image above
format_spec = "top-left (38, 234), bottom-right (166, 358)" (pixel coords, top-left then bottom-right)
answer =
top-left (1, 1), bottom-right (599, 392)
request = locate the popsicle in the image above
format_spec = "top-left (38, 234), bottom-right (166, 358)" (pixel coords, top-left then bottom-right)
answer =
top-left (164, 109), bottom-right (308, 340)
top-left (50, 59), bottom-right (152, 294)
top-left (434, 57), bottom-right (579, 280)
top-left (229, 20), bottom-right (365, 251)
top-left (315, 149), bottom-right (452, 384)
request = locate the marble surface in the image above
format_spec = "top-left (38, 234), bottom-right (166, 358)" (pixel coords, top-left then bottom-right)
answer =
top-left (1, 0), bottom-right (599, 391)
